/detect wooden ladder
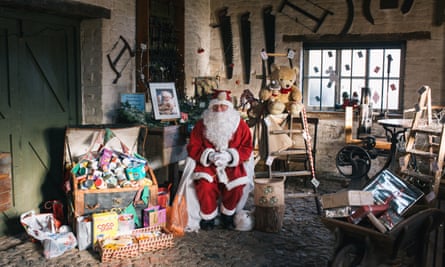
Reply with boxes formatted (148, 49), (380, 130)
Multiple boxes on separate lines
(264, 107), (321, 213)
(399, 85), (445, 200)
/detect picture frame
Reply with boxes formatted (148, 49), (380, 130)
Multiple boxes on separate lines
(149, 82), (181, 120)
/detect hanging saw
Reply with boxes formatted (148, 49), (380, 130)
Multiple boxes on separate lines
(263, 5), (275, 75)
(240, 12), (251, 84)
(217, 7), (234, 79)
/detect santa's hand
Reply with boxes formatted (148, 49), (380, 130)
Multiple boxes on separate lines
(213, 151), (232, 167)
(214, 159), (227, 168)
(208, 152), (217, 163)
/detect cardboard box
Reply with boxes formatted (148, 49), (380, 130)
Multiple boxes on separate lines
(145, 125), (187, 167)
(321, 190), (374, 209)
(92, 211), (118, 246)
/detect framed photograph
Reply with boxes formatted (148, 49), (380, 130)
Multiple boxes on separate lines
(149, 82), (181, 120)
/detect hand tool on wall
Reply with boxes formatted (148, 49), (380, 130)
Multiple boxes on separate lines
(217, 7), (234, 79)
(342, 0), (354, 34)
(363, 0), (374, 25)
(278, 0), (333, 33)
(107, 36), (135, 84)
(263, 6), (275, 75)
(400, 0), (414, 14)
(240, 12), (251, 84)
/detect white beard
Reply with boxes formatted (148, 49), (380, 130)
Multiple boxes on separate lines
(203, 108), (240, 151)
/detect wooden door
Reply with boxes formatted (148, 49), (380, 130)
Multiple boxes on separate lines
(0, 10), (79, 229)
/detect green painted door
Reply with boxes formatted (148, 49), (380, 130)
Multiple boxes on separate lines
(0, 11), (79, 234)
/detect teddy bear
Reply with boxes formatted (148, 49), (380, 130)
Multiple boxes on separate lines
(259, 64), (304, 117)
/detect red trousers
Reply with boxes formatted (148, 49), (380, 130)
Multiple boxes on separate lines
(195, 178), (244, 219)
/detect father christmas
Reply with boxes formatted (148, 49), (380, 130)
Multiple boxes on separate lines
(186, 89), (253, 230)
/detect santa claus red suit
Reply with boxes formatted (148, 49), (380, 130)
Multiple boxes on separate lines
(187, 90), (253, 230)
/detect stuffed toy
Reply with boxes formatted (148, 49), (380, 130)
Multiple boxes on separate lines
(259, 64), (304, 116)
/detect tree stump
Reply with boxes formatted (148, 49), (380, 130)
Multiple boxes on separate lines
(254, 178), (285, 232)
(254, 205), (285, 232)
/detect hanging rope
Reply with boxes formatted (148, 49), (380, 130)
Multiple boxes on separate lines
(300, 107), (321, 214)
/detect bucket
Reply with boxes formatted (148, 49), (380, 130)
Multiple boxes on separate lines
(254, 177), (285, 232)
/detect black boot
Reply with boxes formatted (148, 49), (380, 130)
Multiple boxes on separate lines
(200, 219), (215, 230)
(221, 214), (235, 230)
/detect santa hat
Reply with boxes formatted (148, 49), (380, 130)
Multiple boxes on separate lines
(209, 89), (233, 108)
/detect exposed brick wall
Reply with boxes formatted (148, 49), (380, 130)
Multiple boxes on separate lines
(78, 0), (136, 124)
(197, 0), (444, 107)
(76, 0), (444, 175)
(194, 0), (444, 174)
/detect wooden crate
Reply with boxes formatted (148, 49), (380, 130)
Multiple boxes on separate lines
(64, 125), (158, 219)
(145, 125), (187, 167)
(72, 173), (158, 217)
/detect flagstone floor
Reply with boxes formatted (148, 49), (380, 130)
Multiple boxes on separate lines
(1, 175), (346, 267)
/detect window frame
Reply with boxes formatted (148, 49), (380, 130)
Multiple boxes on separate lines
(301, 41), (406, 113)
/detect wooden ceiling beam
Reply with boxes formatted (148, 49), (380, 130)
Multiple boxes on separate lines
(283, 31), (431, 43)
(0, 0), (110, 19)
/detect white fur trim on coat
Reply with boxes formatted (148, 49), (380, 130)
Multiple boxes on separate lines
(225, 176), (250, 191)
(200, 148), (215, 167)
(192, 172), (214, 183)
(225, 148), (239, 167)
(220, 204), (236, 216)
(200, 208), (218, 220)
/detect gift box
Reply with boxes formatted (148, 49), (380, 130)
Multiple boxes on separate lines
(143, 206), (166, 227)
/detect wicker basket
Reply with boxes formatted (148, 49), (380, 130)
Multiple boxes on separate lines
(132, 225), (174, 253)
(98, 236), (139, 262)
